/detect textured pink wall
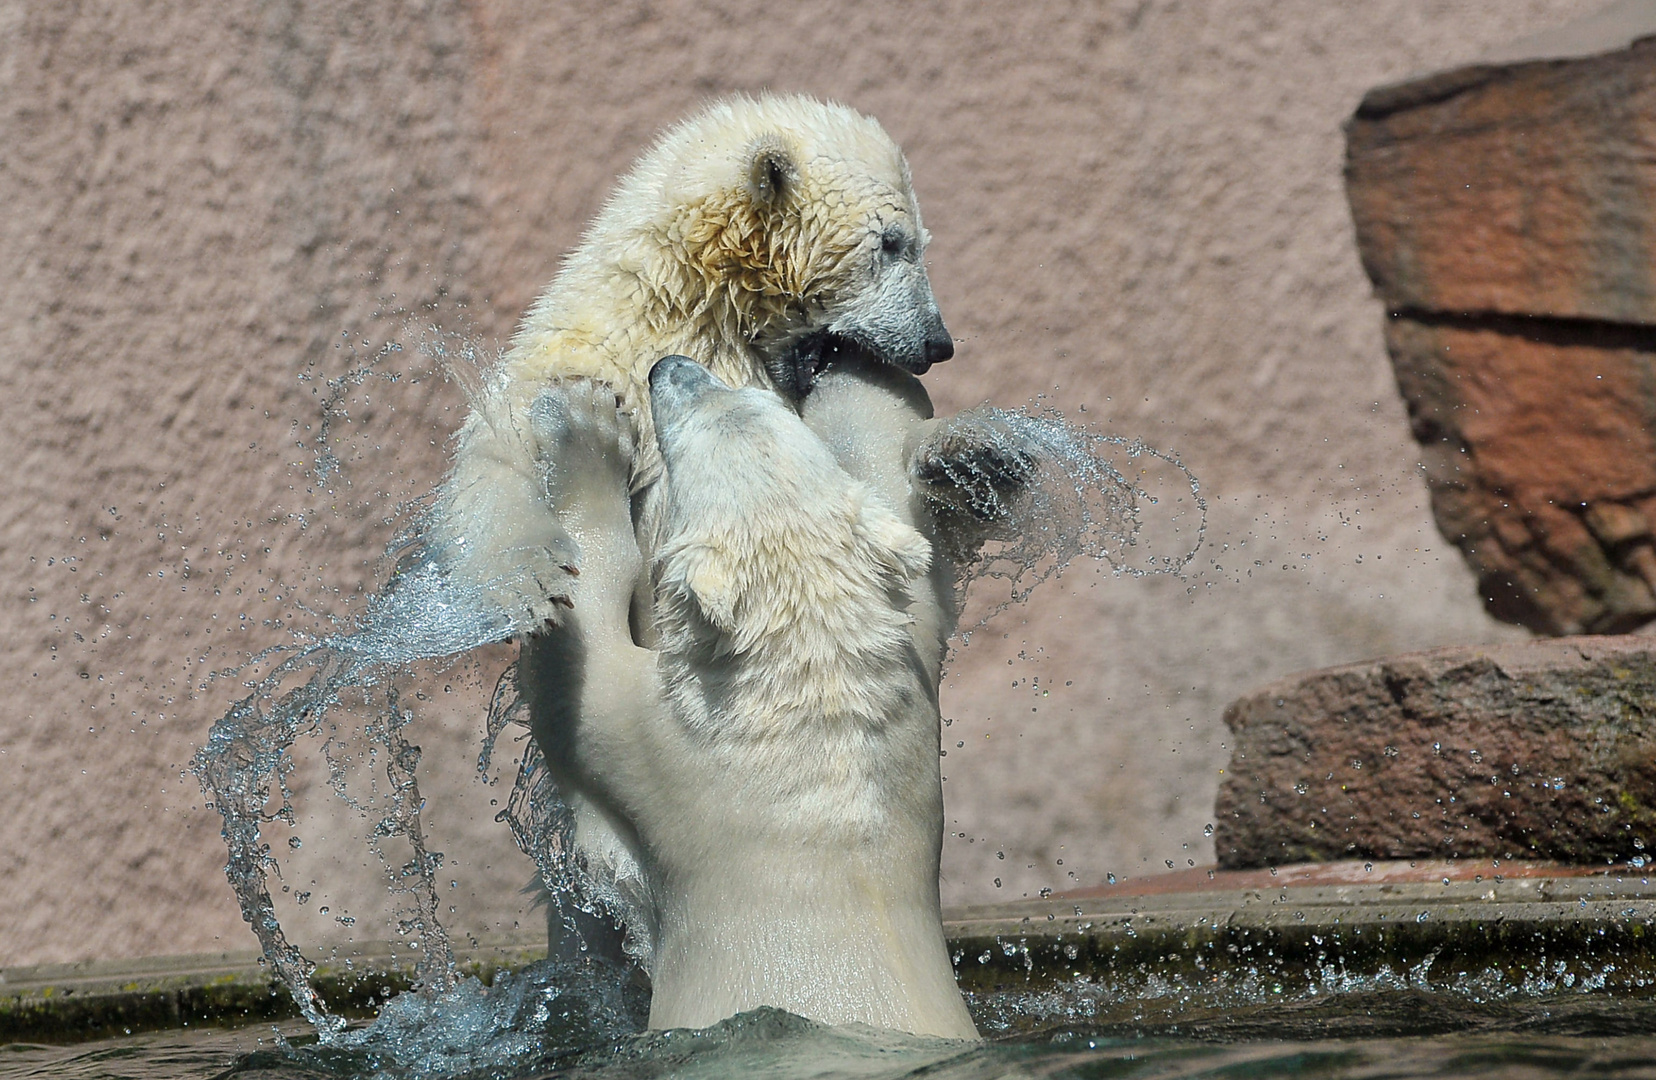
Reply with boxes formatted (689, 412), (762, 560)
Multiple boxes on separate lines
(0, 1), (1597, 966)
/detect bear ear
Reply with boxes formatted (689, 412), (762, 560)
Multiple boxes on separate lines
(744, 134), (798, 208)
(857, 500), (932, 584)
(678, 545), (738, 633)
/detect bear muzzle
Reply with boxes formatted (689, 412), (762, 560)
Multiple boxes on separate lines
(650, 354), (725, 411)
(921, 325), (954, 368)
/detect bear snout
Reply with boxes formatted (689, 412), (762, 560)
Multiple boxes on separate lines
(923, 325), (954, 366)
(649, 354), (722, 403)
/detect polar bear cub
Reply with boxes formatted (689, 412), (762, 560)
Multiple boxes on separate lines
(432, 95), (953, 634)
(517, 357), (978, 1039)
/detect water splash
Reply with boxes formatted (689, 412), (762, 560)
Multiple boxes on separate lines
(925, 403), (1206, 628)
(190, 536), (518, 1036)
(478, 663), (650, 964)
(269, 957), (648, 1080)
(191, 322), (1207, 1062)
(966, 949), (1640, 1040)
(190, 314), (647, 1054)
(191, 314), (541, 1039)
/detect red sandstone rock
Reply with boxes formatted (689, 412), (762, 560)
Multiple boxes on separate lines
(1386, 315), (1656, 634)
(1348, 39), (1656, 324)
(1347, 37), (1656, 634)
(1214, 637), (1656, 869)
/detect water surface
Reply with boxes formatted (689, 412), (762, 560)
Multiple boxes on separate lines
(9, 990), (1656, 1080)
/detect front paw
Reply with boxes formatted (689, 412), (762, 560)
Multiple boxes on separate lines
(913, 420), (1038, 524)
(451, 531), (583, 637)
(531, 378), (636, 510)
(531, 379), (641, 581)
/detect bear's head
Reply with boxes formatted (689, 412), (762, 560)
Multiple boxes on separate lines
(606, 95), (953, 400)
(647, 355), (930, 686)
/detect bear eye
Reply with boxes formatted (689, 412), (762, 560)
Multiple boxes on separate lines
(880, 227), (907, 257)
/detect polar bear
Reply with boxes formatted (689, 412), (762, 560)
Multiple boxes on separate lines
(798, 353), (1033, 683)
(516, 358), (979, 1039)
(432, 94), (954, 632)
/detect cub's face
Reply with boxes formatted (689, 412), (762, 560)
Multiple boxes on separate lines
(651, 96), (953, 400)
(775, 160), (960, 395)
(647, 355), (930, 648)
(758, 145), (953, 400)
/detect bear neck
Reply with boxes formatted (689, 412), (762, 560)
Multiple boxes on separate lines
(644, 861), (975, 1038)
(666, 564), (928, 743)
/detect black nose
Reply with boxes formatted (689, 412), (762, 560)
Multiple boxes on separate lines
(924, 328), (954, 365)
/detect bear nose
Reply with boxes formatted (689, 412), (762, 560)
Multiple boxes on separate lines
(924, 327), (954, 365)
(649, 354), (713, 396)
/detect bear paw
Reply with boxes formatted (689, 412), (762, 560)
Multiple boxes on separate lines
(526, 379), (642, 631)
(912, 420), (1037, 526)
(512, 533), (585, 632)
(531, 379), (637, 522)
(437, 524), (581, 637)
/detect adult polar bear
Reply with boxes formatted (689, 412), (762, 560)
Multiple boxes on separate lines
(517, 359), (979, 1038)
(433, 94), (954, 630)
(434, 95), (1014, 1037)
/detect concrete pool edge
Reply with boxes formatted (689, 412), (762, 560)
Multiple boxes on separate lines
(7, 862), (1655, 1043)
(0, 937), (548, 1044)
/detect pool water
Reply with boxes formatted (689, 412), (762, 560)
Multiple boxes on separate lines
(7, 990), (1656, 1080)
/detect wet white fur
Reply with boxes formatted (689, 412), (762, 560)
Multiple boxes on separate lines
(518, 368), (978, 1040)
(431, 95), (946, 631)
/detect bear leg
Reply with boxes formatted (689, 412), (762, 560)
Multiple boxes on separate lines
(516, 380), (662, 960)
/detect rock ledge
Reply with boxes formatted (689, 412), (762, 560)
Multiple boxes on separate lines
(1215, 636), (1656, 868)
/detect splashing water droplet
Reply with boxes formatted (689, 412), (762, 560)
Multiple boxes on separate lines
(934, 405), (1207, 630)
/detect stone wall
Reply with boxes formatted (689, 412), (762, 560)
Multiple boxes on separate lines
(0, 0), (1597, 966)
(1348, 20), (1656, 636)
